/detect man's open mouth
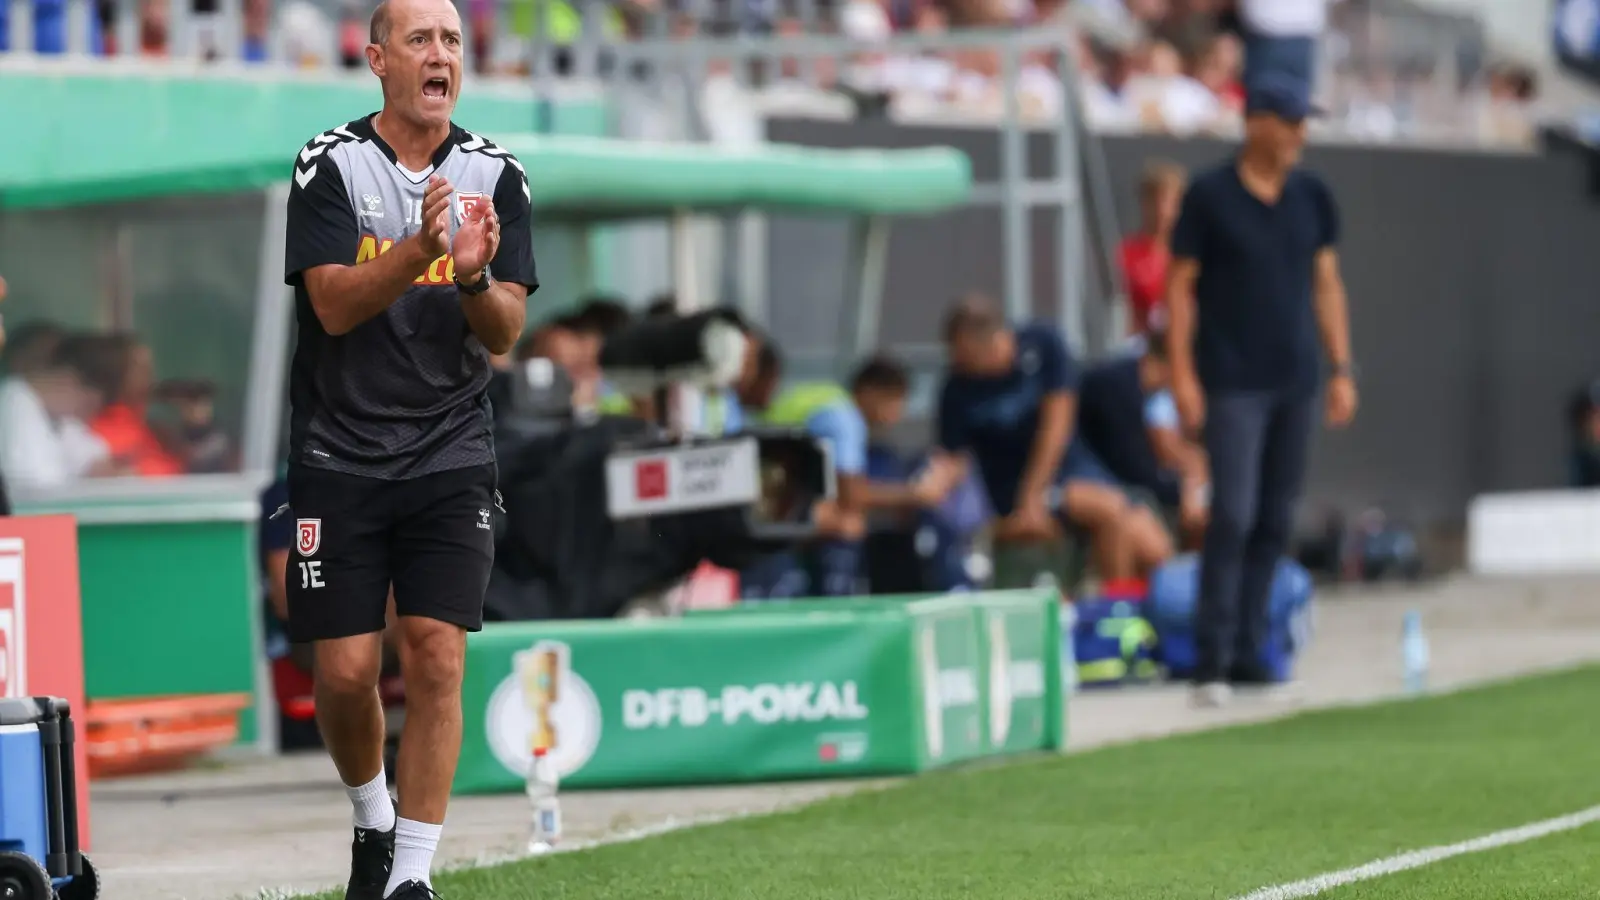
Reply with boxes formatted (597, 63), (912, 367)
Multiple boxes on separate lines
(423, 78), (449, 99)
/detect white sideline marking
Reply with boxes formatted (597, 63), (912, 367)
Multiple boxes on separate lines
(1232, 804), (1600, 900)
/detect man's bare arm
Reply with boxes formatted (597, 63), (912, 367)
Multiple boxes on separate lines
(858, 452), (968, 512)
(1019, 391), (1073, 506)
(1148, 425), (1190, 473)
(861, 481), (922, 511)
(301, 177), (452, 335)
(302, 241), (431, 335)
(1147, 426), (1206, 480)
(1313, 248), (1351, 368)
(462, 282), (527, 356)
(837, 473), (869, 513)
(1165, 257), (1200, 378)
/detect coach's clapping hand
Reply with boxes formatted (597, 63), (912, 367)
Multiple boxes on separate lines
(452, 192), (500, 283)
(419, 175), (454, 259)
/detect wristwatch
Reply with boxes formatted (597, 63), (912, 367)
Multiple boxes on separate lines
(1330, 360), (1359, 380)
(455, 269), (491, 296)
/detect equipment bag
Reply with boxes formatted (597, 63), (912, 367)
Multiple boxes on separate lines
(1145, 553), (1315, 681)
(1070, 580), (1161, 688)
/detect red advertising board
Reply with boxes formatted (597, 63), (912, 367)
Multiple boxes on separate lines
(0, 516), (88, 848)
(635, 458), (669, 501)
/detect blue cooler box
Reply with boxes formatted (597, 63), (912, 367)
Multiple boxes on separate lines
(0, 697), (95, 900)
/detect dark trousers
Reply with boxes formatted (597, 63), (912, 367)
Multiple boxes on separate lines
(1195, 390), (1315, 682)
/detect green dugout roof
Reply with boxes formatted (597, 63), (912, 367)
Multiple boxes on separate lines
(0, 131), (971, 218)
(495, 134), (970, 218)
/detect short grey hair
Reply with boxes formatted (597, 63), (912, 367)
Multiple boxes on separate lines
(369, 1), (391, 45)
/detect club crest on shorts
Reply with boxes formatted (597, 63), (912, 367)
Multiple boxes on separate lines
(297, 519), (322, 557)
(456, 191), (489, 224)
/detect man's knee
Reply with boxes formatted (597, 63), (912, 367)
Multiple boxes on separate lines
(313, 634), (385, 698)
(1129, 506), (1174, 562)
(1063, 482), (1129, 530)
(398, 618), (467, 698)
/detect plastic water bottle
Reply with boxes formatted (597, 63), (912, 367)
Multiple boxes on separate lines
(525, 747), (561, 854)
(1401, 608), (1429, 695)
(1060, 602), (1078, 697)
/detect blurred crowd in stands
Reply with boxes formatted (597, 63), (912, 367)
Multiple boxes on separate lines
(0, 0), (1541, 148)
(0, 320), (237, 492)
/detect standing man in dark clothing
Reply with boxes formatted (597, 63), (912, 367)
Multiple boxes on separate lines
(282, 0), (536, 895)
(1166, 74), (1356, 707)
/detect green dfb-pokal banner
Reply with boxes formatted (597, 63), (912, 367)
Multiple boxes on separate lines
(456, 590), (1065, 793)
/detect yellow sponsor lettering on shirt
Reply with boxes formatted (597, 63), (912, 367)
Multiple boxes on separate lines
(355, 235), (455, 285)
(355, 235), (394, 264)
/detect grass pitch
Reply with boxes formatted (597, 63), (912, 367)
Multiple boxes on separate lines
(306, 666), (1600, 900)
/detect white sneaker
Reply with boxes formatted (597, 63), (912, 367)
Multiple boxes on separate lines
(1238, 679), (1304, 704)
(1191, 682), (1232, 708)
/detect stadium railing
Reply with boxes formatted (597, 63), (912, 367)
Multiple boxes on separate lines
(0, 0), (1520, 147)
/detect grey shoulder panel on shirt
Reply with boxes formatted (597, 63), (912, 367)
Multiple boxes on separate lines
(291, 121), (365, 193)
(455, 130), (529, 202)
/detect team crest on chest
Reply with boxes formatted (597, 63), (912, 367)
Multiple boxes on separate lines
(297, 519), (322, 557)
(455, 191), (489, 224)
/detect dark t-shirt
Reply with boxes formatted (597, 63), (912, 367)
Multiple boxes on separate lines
(937, 322), (1083, 515)
(284, 115), (539, 480)
(1170, 161), (1339, 395)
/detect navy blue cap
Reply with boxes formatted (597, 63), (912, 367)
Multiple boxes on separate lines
(1244, 75), (1323, 122)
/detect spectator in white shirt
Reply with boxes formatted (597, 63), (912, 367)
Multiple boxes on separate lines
(1129, 40), (1222, 136)
(883, 4), (956, 105)
(0, 325), (115, 491)
(1078, 36), (1139, 130)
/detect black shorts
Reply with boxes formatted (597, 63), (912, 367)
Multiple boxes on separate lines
(284, 463), (498, 642)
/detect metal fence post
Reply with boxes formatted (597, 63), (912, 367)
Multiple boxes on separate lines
(998, 35), (1030, 324)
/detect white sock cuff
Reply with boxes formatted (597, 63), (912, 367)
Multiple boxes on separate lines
(386, 817), (444, 896)
(345, 771), (394, 831)
(345, 770), (388, 796)
(395, 817), (444, 842)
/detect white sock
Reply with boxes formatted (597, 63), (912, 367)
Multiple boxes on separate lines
(344, 771), (396, 832)
(384, 817), (442, 897)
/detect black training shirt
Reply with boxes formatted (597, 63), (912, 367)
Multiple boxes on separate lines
(284, 115), (539, 480)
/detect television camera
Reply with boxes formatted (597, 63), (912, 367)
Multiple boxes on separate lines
(484, 309), (834, 620)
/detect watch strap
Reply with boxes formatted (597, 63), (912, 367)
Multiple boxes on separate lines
(455, 269), (491, 295)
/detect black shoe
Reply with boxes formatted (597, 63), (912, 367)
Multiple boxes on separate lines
(385, 880), (443, 900)
(1228, 662), (1279, 686)
(344, 805), (397, 900)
